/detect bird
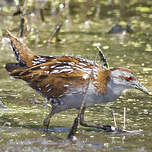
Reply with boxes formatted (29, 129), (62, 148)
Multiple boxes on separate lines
(5, 31), (149, 133)
(108, 24), (133, 34)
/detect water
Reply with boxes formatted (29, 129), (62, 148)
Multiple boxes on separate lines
(0, 0), (152, 151)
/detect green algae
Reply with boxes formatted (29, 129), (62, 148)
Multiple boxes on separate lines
(0, 0), (152, 151)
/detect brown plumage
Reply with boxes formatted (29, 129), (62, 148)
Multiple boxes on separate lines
(6, 31), (149, 135)
(6, 31), (110, 100)
(7, 31), (36, 67)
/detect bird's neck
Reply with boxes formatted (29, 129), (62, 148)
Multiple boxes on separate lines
(92, 66), (110, 94)
(93, 67), (125, 102)
(106, 79), (124, 101)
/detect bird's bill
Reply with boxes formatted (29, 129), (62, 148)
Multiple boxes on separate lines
(135, 82), (149, 95)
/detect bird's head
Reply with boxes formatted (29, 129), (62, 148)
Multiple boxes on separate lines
(110, 67), (149, 95)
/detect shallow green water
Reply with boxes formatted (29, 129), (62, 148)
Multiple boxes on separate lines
(0, 0), (152, 151)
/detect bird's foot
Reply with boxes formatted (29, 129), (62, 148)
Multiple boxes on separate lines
(102, 125), (143, 134)
(103, 125), (125, 133)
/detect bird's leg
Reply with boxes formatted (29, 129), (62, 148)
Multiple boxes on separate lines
(43, 99), (58, 131)
(79, 107), (120, 132)
(67, 116), (79, 140)
(43, 110), (53, 132)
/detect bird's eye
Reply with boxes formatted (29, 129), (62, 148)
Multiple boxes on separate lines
(125, 76), (132, 81)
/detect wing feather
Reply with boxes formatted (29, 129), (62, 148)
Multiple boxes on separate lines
(16, 56), (92, 99)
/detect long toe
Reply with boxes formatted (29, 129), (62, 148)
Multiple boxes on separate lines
(102, 125), (114, 132)
(103, 125), (128, 133)
(103, 125), (120, 132)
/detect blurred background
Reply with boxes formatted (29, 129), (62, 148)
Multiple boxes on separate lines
(0, 0), (152, 152)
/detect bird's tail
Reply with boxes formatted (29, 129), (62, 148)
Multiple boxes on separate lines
(7, 30), (36, 67)
(5, 63), (26, 78)
(5, 31), (36, 77)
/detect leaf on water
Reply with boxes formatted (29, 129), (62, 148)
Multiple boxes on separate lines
(143, 68), (152, 72)
(102, 46), (109, 50)
(119, 21), (127, 26)
(145, 44), (152, 52)
(136, 6), (151, 13)
(131, 19), (138, 24)
(129, 42), (141, 47)
(14, 0), (19, 5)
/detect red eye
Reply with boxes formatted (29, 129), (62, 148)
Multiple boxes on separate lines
(126, 76), (132, 81)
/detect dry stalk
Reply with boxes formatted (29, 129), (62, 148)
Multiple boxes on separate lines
(67, 51), (98, 140)
(96, 46), (109, 70)
(78, 53), (98, 117)
(48, 22), (63, 43)
(18, 17), (25, 37)
(123, 107), (126, 130)
(112, 109), (117, 128)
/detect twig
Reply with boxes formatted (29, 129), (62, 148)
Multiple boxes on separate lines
(78, 53), (98, 117)
(112, 110), (117, 128)
(13, 5), (22, 16)
(67, 53), (98, 140)
(18, 17), (25, 37)
(96, 46), (109, 70)
(123, 107), (126, 130)
(14, 0), (27, 37)
(39, 8), (45, 22)
(48, 22), (63, 43)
